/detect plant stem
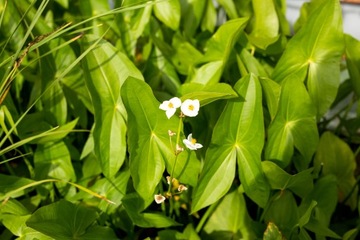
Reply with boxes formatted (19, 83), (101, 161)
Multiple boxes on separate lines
(168, 116), (183, 194)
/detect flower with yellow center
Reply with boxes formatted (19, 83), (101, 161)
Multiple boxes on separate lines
(159, 97), (181, 119)
(183, 133), (203, 150)
(181, 99), (200, 117)
(154, 194), (166, 204)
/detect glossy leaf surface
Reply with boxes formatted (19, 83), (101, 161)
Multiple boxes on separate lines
(192, 74), (270, 212)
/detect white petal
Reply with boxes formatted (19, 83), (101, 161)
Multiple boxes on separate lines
(183, 139), (197, 150)
(159, 101), (170, 111)
(194, 143), (203, 149)
(154, 194), (166, 204)
(181, 99), (200, 117)
(170, 97), (182, 108)
(187, 133), (193, 141)
(166, 108), (176, 119)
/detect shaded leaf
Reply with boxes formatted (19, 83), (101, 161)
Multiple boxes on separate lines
(26, 200), (117, 240)
(204, 189), (256, 239)
(314, 131), (358, 210)
(345, 34), (360, 97)
(265, 76), (318, 169)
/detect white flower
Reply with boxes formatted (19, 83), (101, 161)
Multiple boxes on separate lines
(183, 133), (203, 150)
(178, 185), (188, 192)
(159, 97), (181, 119)
(154, 194), (166, 204)
(181, 99), (200, 117)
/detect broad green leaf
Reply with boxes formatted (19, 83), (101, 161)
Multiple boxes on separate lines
(26, 200), (117, 240)
(121, 78), (178, 200)
(204, 189), (256, 239)
(181, 0), (206, 37)
(200, 0), (216, 33)
(248, 0), (279, 49)
(262, 161), (313, 198)
(192, 74), (270, 212)
(217, 0), (239, 19)
(265, 76), (318, 169)
(39, 46), (67, 126)
(263, 222), (283, 240)
(188, 18), (248, 85)
(145, 47), (181, 95)
(236, 48), (269, 77)
(0, 174), (34, 200)
(263, 191), (299, 238)
(271, 0), (344, 118)
(314, 131), (358, 210)
(179, 82), (239, 106)
(153, 0), (180, 30)
(259, 77), (280, 120)
(82, 35), (143, 178)
(299, 175), (338, 227)
(34, 141), (76, 183)
(31, 118), (78, 144)
(122, 192), (180, 228)
(345, 34), (360, 97)
(298, 201), (317, 228)
(116, 0), (152, 57)
(305, 218), (341, 239)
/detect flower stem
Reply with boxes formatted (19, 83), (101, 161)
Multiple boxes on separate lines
(168, 115), (184, 194)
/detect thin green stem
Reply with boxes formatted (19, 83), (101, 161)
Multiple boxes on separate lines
(167, 116), (184, 194)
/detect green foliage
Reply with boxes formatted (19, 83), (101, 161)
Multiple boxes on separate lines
(0, 0), (359, 239)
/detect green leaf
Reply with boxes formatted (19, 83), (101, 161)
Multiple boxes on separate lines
(181, 0), (206, 37)
(34, 141), (76, 189)
(188, 18), (248, 85)
(259, 77), (280, 121)
(82, 35), (143, 178)
(263, 191), (299, 237)
(305, 218), (341, 239)
(262, 161), (314, 198)
(179, 82), (239, 106)
(314, 131), (358, 210)
(121, 78), (177, 200)
(263, 222), (283, 240)
(204, 189), (256, 239)
(247, 0), (279, 49)
(192, 74), (270, 212)
(122, 192), (180, 228)
(345, 34), (360, 97)
(265, 76), (318, 169)
(0, 174), (34, 200)
(299, 175), (337, 229)
(26, 200), (117, 240)
(271, 0), (344, 118)
(153, 0), (180, 30)
(298, 201), (317, 228)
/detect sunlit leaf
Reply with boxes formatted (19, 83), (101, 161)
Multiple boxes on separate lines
(188, 18), (248, 85)
(82, 35), (143, 178)
(192, 74), (270, 212)
(121, 77), (178, 200)
(271, 0), (343, 118)
(247, 0), (279, 49)
(153, 0), (180, 30)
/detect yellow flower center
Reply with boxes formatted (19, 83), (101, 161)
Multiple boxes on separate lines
(191, 138), (197, 144)
(168, 102), (174, 108)
(188, 104), (194, 111)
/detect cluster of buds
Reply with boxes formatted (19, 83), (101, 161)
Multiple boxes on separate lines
(155, 97), (202, 204)
(154, 176), (189, 204)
